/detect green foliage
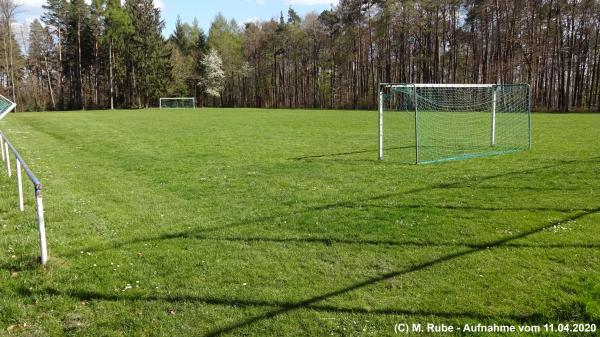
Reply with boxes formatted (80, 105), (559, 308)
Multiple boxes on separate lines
(0, 110), (599, 335)
(167, 42), (194, 97)
(170, 16), (204, 56)
(207, 14), (244, 73)
(105, 0), (132, 44)
(287, 7), (301, 25)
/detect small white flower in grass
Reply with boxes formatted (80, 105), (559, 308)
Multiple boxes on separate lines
(243, 283), (247, 286)
(122, 284), (132, 291)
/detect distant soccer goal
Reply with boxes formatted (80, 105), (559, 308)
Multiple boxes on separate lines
(159, 97), (196, 109)
(378, 84), (531, 164)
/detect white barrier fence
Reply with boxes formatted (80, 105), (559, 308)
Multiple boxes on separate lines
(0, 131), (48, 265)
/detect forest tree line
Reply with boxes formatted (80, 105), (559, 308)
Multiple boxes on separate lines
(4, 0), (600, 112)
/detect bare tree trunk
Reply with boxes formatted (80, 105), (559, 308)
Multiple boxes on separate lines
(0, 0), (18, 104)
(77, 11), (85, 110)
(44, 55), (56, 109)
(7, 19), (15, 102)
(109, 40), (114, 110)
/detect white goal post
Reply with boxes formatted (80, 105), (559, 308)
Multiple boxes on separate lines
(159, 97), (196, 109)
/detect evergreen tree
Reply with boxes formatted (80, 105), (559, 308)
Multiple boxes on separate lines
(125, 0), (172, 108)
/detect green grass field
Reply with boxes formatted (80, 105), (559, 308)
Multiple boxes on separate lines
(1, 108), (599, 336)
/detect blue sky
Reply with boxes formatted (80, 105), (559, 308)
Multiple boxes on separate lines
(18, 0), (338, 39)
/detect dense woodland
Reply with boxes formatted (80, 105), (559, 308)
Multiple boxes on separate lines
(3, 0), (600, 112)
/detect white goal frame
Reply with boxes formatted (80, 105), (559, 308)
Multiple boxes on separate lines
(159, 97), (196, 109)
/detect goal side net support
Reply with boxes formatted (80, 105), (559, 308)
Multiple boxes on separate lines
(0, 94), (17, 120)
(378, 83), (531, 164)
(159, 97), (196, 109)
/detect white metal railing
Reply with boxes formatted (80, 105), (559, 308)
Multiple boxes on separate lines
(0, 131), (48, 265)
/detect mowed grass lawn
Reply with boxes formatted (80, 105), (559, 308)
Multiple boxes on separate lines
(0, 108), (599, 336)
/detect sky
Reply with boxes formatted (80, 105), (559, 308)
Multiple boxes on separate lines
(17, 0), (339, 43)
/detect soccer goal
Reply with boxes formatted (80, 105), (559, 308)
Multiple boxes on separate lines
(378, 84), (531, 164)
(159, 97), (196, 109)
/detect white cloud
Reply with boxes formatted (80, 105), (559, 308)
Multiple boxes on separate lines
(244, 17), (260, 24)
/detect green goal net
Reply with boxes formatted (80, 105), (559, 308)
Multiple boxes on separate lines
(378, 84), (531, 164)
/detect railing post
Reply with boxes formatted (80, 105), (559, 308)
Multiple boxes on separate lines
(378, 85), (384, 161)
(1, 135), (4, 162)
(35, 186), (48, 265)
(4, 142), (11, 177)
(16, 160), (24, 211)
(491, 86), (497, 146)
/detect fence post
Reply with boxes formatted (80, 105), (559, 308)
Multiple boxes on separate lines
(378, 87), (384, 161)
(1, 136), (4, 162)
(35, 186), (48, 265)
(4, 142), (11, 177)
(16, 160), (23, 211)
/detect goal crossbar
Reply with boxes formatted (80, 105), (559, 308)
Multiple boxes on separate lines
(384, 83), (495, 88)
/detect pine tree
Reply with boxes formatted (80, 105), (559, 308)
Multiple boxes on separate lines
(105, 0), (132, 109)
(125, 0), (172, 108)
(28, 19), (56, 109)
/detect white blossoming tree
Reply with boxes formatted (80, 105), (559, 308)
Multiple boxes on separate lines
(201, 49), (225, 98)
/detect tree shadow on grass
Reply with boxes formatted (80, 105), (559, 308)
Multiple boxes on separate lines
(28, 157), (600, 335)
(0, 256), (40, 272)
(289, 146), (413, 161)
(20, 207), (599, 336)
(197, 207), (600, 337)
(17, 286), (546, 323)
(179, 235), (600, 250)
(64, 156), (600, 258)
